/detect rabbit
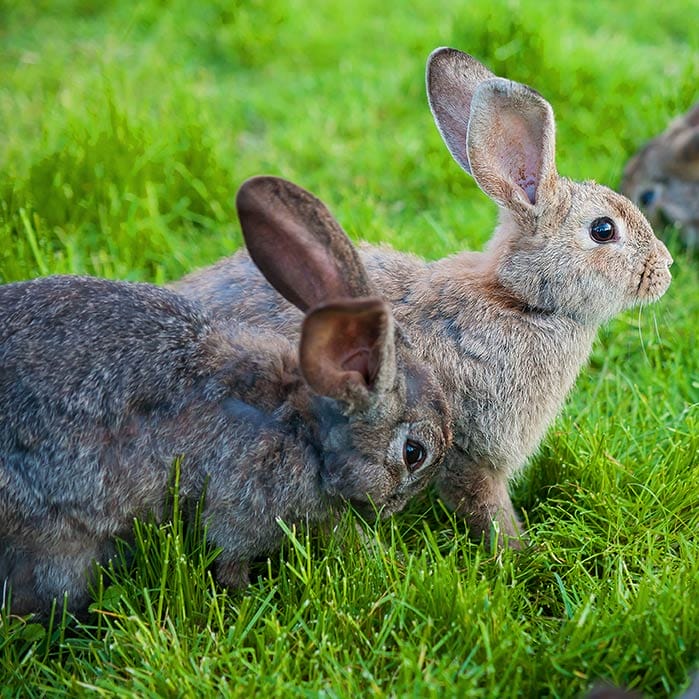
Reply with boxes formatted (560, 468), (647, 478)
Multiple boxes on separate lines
(0, 178), (452, 617)
(172, 48), (673, 547)
(586, 672), (699, 699)
(621, 101), (699, 248)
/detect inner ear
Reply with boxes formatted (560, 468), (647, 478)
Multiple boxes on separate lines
(340, 347), (374, 379)
(299, 298), (396, 406)
(491, 111), (545, 203)
(467, 78), (558, 210)
(236, 176), (374, 312)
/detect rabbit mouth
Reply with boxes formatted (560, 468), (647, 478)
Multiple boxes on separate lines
(635, 260), (672, 302)
(349, 498), (383, 521)
(350, 494), (406, 521)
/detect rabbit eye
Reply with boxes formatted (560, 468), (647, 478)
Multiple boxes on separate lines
(639, 189), (656, 207)
(589, 217), (617, 244)
(403, 439), (427, 471)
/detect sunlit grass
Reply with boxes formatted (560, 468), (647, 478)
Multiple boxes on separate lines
(1, 0), (698, 696)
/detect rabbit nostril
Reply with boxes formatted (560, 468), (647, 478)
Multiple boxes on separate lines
(639, 189), (656, 207)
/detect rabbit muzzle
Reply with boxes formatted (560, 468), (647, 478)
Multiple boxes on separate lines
(348, 491), (410, 522)
(635, 239), (673, 303)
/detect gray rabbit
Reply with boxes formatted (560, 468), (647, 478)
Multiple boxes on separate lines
(174, 49), (673, 546)
(587, 672), (699, 699)
(621, 101), (699, 247)
(0, 178), (451, 617)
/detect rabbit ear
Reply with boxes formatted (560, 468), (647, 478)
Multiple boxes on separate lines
(675, 127), (699, 167)
(427, 47), (496, 174)
(236, 176), (373, 312)
(682, 101), (699, 128)
(299, 298), (396, 408)
(466, 78), (558, 211)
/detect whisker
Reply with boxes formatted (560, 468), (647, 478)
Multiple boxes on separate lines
(636, 306), (651, 365)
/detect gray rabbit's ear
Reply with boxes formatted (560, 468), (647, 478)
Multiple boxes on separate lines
(426, 47), (496, 174)
(299, 298), (396, 408)
(236, 176), (373, 312)
(466, 78), (558, 212)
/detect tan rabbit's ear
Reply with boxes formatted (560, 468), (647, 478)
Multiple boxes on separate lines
(467, 78), (558, 212)
(299, 298), (396, 407)
(236, 176), (373, 312)
(426, 47), (496, 174)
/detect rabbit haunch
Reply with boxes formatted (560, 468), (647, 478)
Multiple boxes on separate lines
(0, 177), (451, 616)
(174, 48), (672, 545)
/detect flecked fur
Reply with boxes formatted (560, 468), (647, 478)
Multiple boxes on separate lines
(174, 49), (672, 545)
(0, 180), (451, 616)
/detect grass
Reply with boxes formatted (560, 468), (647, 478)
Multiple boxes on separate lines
(1, 0), (698, 696)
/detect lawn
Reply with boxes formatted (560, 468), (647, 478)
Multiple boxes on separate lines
(1, 0), (698, 696)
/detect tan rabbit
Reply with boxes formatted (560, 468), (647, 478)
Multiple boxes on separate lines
(621, 101), (699, 247)
(174, 49), (672, 546)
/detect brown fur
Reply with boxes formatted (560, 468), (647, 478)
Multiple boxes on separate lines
(587, 672), (699, 699)
(0, 181), (452, 617)
(174, 49), (672, 544)
(621, 101), (699, 247)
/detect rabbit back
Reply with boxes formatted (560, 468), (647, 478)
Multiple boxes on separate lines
(0, 276), (231, 613)
(0, 275), (216, 445)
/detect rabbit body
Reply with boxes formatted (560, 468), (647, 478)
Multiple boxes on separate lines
(1, 179), (451, 616)
(174, 50), (673, 543)
(621, 101), (699, 247)
(0, 277), (329, 614)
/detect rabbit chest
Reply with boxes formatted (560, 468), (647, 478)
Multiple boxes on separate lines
(363, 250), (599, 474)
(413, 307), (597, 474)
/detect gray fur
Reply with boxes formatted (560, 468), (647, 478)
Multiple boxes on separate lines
(173, 49), (672, 545)
(621, 101), (699, 248)
(587, 672), (699, 699)
(0, 185), (451, 617)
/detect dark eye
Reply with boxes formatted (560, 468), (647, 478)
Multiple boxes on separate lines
(589, 217), (617, 244)
(403, 439), (427, 471)
(639, 189), (656, 207)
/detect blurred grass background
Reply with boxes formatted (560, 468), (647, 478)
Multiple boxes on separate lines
(1, 0), (698, 696)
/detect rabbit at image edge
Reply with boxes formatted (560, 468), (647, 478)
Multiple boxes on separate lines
(586, 671), (699, 699)
(173, 48), (673, 546)
(621, 101), (699, 248)
(0, 177), (451, 617)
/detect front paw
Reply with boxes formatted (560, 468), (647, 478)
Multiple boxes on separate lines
(437, 469), (526, 550)
(214, 558), (250, 589)
(487, 512), (527, 551)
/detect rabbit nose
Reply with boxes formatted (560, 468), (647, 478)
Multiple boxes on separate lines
(656, 240), (673, 267)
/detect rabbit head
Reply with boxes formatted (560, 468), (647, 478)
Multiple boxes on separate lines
(236, 176), (452, 518)
(621, 101), (699, 247)
(427, 48), (673, 326)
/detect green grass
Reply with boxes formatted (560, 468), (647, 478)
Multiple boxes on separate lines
(1, 0), (698, 696)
